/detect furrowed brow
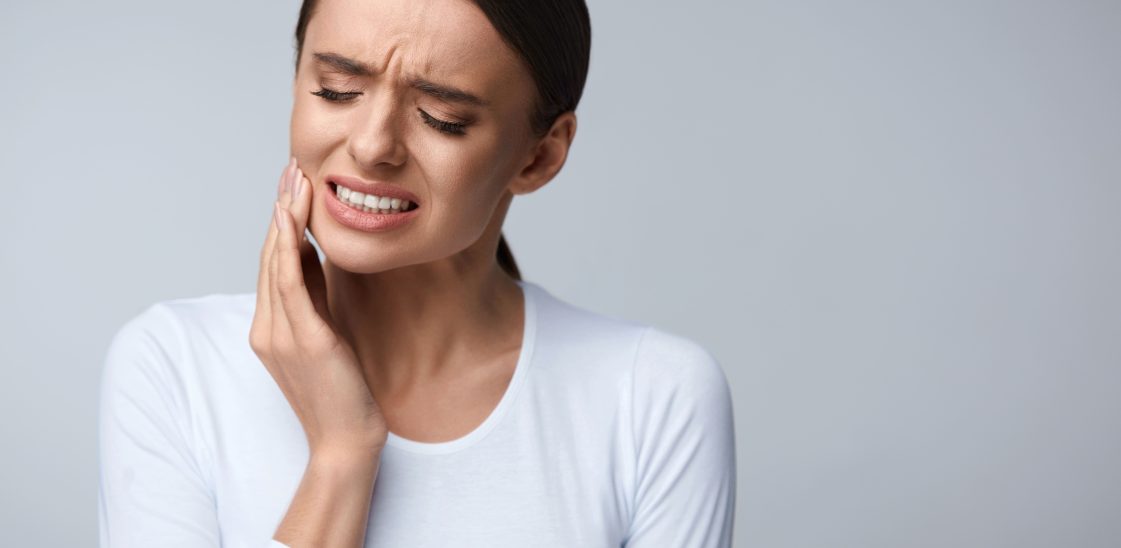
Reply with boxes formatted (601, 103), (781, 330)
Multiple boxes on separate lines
(405, 76), (490, 107)
(311, 51), (489, 107)
(312, 51), (375, 76)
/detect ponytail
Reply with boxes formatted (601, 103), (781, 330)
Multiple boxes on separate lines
(496, 232), (521, 281)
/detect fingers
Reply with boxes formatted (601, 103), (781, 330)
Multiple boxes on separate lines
(274, 197), (329, 343)
(284, 168), (312, 240)
(256, 158), (298, 336)
(283, 170), (332, 325)
(262, 158), (298, 269)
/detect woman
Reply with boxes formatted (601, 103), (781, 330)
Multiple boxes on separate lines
(98, 0), (736, 546)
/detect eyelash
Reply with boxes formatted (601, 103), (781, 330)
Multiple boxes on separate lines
(310, 86), (469, 136)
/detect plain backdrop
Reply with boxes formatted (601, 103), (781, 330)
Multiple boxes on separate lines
(1, 1), (1118, 547)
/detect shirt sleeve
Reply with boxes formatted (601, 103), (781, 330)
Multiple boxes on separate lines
(623, 326), (738, 548)
(98, 303), (229, 547)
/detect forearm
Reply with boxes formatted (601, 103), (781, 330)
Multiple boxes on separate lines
(273, 448), (381, 548)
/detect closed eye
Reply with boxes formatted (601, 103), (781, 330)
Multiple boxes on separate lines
(309, 87), (470, 137)
(310, 86), (359, 103)
(418, 109), (469, 136)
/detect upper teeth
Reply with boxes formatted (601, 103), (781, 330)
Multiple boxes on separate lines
(336, 185), (412, 211)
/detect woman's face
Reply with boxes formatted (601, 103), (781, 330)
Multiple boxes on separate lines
(291, 0), (539, 272)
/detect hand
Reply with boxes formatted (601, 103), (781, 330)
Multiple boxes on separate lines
(249, 157), (388, 457)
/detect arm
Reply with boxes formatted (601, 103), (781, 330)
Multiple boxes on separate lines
(263, 161), (389, 547)
(99, 305), (378, 548)
(98, 305), (222, 547)
(623, 327), (738, 548)
(271, 448), (381, 548)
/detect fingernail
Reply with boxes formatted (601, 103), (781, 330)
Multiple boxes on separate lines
(274, 201), (285, 229)
(277, 164), (288, 196)
(294, 174), (304, 199)
(288, 158), (299, 192)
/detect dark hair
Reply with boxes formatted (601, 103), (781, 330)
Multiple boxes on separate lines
(293, 0), (592, 282)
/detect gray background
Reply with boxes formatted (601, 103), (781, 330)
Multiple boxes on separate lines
(1, 0), (1118, 546)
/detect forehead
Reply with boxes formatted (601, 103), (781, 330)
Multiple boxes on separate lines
(304, 0), (529, 100)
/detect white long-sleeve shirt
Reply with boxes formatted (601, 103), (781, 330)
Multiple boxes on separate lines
(98, 279), (736, 547)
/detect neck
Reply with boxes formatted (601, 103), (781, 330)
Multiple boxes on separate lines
(322, 240), (524, 398)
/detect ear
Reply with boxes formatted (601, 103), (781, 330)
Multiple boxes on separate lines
(508, 112), (578, 196)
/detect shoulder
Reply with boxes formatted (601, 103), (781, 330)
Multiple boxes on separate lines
(156, 292), (257, 339)
(622, 329), (737, 547)
(523, 281), (650, 373)
(523, 280), (732, 405)
(633, 326), (728, 393)
(102, 293), (254, 382)
(630, 325), (734, 429)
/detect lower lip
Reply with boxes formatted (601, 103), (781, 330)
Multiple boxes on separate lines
(324, 184), (420, 232)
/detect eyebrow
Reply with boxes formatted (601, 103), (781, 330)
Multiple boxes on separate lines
(312, 51), (490, 107)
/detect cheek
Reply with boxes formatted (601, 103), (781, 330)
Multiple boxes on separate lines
(290, 103), (330, 155)
(414, 137), (510, 213)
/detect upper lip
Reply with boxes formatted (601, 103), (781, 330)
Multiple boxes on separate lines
(327, 174), (422, 205)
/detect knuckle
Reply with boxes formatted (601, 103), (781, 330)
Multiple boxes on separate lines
(276, 272), (305, 299)
(249, 338), (273, 361)
(248, 332), (266, 355)
(276, 280), (295, 302)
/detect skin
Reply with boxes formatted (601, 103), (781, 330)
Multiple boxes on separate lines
(292, 0), (575, 438)
(251, 0), (577, 544)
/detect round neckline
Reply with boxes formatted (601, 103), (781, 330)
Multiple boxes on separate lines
(383, 278), (538, 455)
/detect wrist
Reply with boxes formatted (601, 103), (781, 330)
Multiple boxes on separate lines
(309, 443), (383, 471)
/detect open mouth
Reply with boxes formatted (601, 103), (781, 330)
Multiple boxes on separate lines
(328, 182), (420, 214)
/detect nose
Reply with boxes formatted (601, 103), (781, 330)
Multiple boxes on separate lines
(346, 89), (408, 169)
